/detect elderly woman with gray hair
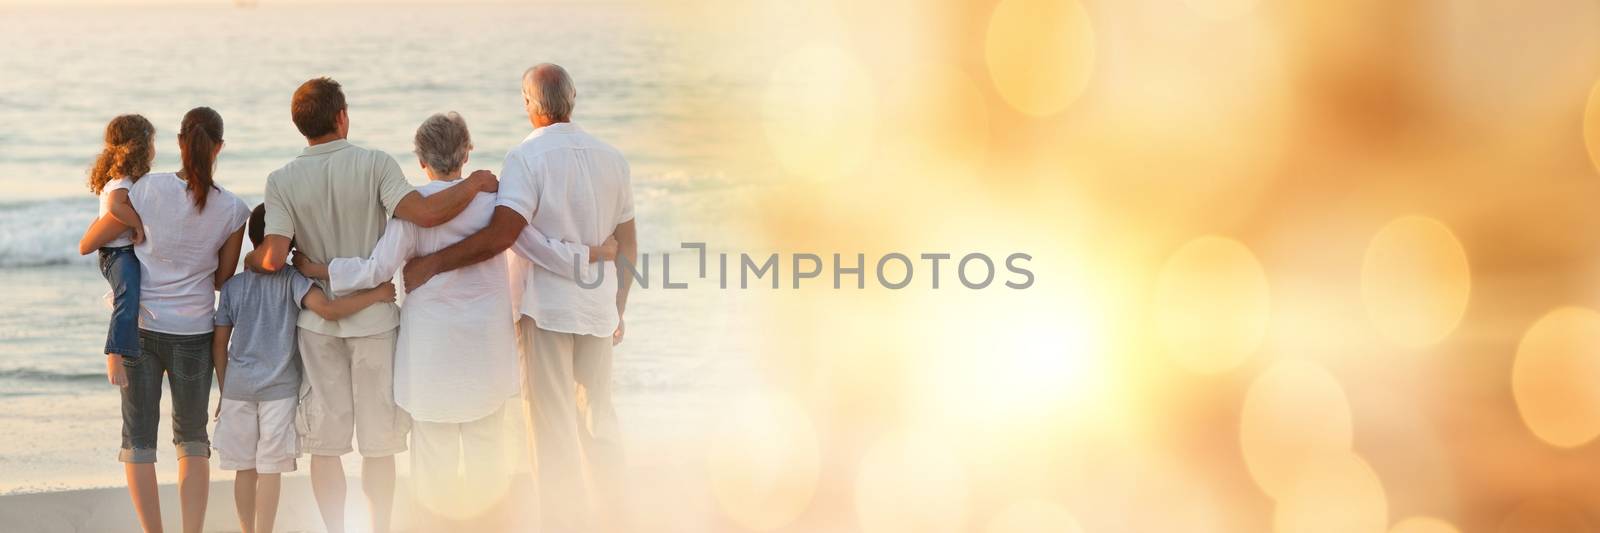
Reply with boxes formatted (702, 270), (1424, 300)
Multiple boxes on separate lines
(293, 111), (615, 525)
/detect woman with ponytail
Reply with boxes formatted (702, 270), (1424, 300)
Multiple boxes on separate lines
(178, 107), (223, 210)
(83, 107), (251, 533)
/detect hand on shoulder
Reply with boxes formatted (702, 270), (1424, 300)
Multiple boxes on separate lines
(467, 169), (499, 194)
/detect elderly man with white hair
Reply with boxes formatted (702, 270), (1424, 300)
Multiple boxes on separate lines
(402, 63), (638, 532)
(294, 110), (616, 527)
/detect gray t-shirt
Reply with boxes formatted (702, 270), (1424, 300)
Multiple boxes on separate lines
(263, 139), (411, 338)
(214, 268), (314, 401)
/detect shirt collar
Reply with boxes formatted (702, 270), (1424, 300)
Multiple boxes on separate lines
(300, 139), (352, 157)
(525, 122), (581, 141)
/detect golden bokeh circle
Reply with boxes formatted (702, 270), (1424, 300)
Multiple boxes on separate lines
(984, 0), (1096, 117)
(1391, 516), (1461, 533)
(1361, 216), (1472, 347)
(1511, 307), (1600, 448)
(1153, 235), (1271, 374)
(986, 499), (1083, 533)
(763, 43), (878, 181)
(1240, 359), (1354, 498)
(1586, 79), (1600, 175)
(854, 432), (968, 533)
(707, 392), (822, 531)
(1273, 452), (1388, 533)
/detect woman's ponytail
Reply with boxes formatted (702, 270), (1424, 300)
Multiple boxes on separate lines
(178, 107), (224, 210)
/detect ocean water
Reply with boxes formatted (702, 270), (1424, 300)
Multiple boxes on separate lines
(0, 3), (767, 493)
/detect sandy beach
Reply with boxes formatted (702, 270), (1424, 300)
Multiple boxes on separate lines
(0, 465), (727, 533)
(0, 477), (357, 533)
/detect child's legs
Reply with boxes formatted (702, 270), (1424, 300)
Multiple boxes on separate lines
(251, 397), (297, 533)
(216, 399), (262, 531)
(98, 246), (141, 358)
(234, 469), (258, 533)
(255, 473), (282, 533)
(230, 470), (282, 533)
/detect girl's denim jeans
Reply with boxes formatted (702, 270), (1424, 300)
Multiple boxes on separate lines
(97, 245), (140, 359)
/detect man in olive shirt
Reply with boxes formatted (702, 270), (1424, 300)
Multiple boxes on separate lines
(242, 77), (495, 533)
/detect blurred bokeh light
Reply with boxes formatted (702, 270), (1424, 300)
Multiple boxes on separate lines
(1360, 216), (1471, 347)
(528, 0), (1600, 530)
(1511, 307), (1600, 448)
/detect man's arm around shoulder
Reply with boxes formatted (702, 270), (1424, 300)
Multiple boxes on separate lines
(402, 206), (526, 292)
(392, 170), (499, 227)
(244, 234), (292, 274)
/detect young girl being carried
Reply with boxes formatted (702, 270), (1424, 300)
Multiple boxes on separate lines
(78, 114), (155, 387)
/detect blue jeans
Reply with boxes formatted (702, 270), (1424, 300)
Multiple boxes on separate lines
(119, 329), (214, 463)
(97, 246), (141, 359)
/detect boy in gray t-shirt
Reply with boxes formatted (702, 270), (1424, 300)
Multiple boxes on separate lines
(211, 204), (395, 533)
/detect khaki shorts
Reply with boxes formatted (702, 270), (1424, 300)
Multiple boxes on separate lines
(297, 327), (410, 457)
(214, 397), (299, 474)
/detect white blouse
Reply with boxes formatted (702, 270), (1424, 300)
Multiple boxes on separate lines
(327, 178), (588, 422)
(129, 173), (250, 335)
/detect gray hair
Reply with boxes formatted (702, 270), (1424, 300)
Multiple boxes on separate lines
(413, 111), (472, 174)
(523, 63), (576, 122)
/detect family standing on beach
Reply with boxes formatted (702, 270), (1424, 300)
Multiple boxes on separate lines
(76, 64), (637, 533)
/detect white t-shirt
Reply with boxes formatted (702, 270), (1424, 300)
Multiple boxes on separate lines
(97, 177), (135, 248)
(495, 122), (634, 337)
(327, 179), (587, 422)
(128, 172), (251, 335)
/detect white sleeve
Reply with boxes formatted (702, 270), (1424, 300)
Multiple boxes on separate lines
(493, 151), (538, 224)
(512, 225), (591, 281)
(327, 218), (415, 296)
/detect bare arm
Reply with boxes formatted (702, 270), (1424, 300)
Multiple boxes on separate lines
(244, 234), (292, 274)
(301, 283), (397, 322)
(402, 206), (527, 292)
(293, 253), (328, 280)
(212, 325), (232, 394)
(614, 219), (637, 316)
(392, 171), (498, 228)
(79, 214), (132, 255)
(105, 190), (144, 240)
(610, 220), (636, 345)
(214, 226), (246, 291)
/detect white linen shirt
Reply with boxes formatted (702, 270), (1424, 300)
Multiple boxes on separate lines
(326, 179), (588, 423)
(495, 123), (634, 337)
(129, 172), (250, 335)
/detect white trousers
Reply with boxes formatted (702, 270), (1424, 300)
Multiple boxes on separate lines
(518, 317), (623, 533)
(409, 405), (511, 520)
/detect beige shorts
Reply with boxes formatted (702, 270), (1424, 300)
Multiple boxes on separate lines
(297, 327), (410, 457)
(214, 397), (299, 474)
